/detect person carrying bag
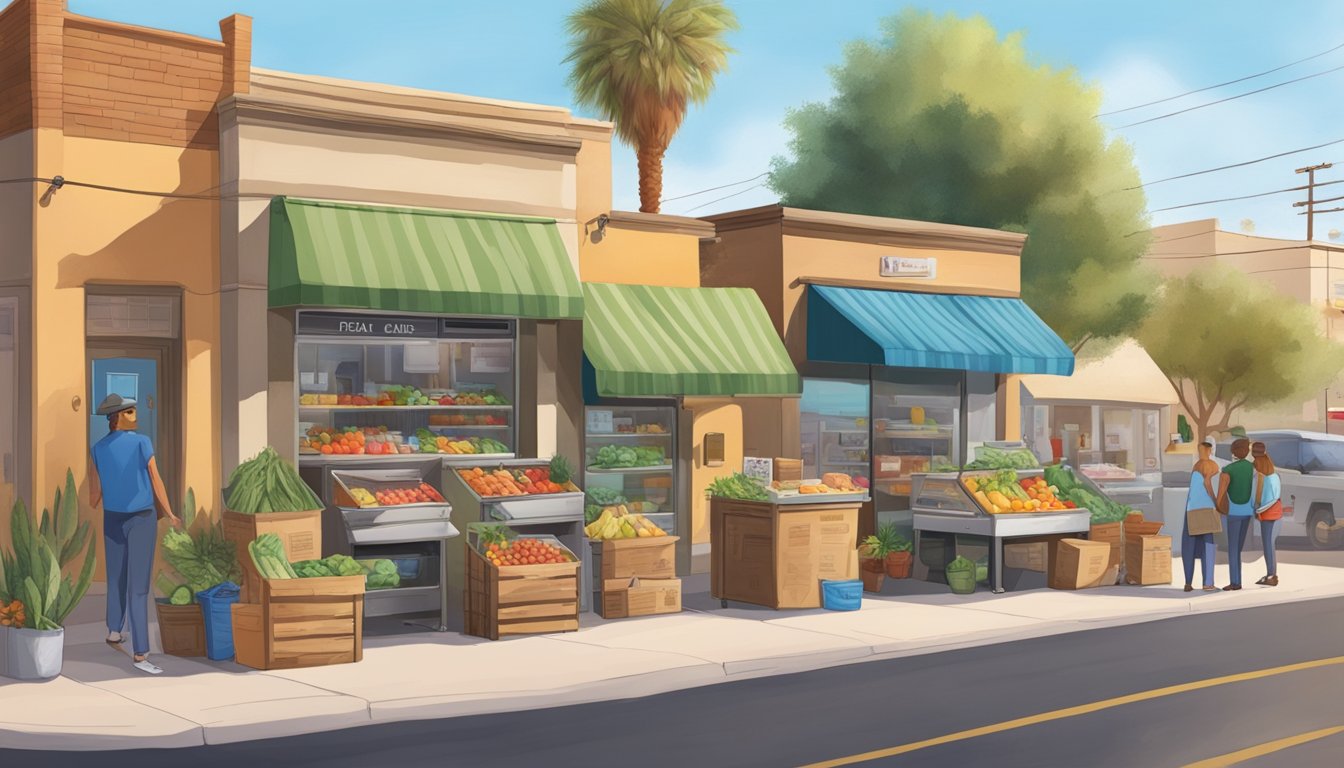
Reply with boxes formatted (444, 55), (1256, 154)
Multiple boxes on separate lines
(1251, 442), (1282, 587)
(1182, 437), (1221, 592)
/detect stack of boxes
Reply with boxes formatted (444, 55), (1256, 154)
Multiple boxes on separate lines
(596, 536), (682, 619)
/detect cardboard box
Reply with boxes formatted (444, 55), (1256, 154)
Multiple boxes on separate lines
(599, 537), (679, 580)
(1099, 542), (1124, 586)
(1049, 538), (1112, 590)
(1125, 535), (1173, 586)
(711, 498), (860, 609)
(600, 577), (682, 619)
(1089, 522), (1122, 545)
(1004, 541), (1049, 573)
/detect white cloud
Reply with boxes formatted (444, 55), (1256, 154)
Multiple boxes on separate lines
(610, 116), (789, 216)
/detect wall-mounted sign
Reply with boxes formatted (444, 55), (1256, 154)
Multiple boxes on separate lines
(298, 311), (439, 338)
(879, 255), (937, 279)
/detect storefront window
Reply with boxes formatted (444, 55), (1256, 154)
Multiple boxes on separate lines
(871, 369), (963, 519)
(295, 313), (516, 461)
(800, 378), (870, 483)
(583, 405), (677, 536)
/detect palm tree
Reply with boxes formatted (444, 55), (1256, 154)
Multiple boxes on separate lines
(565, 0), (738, 214)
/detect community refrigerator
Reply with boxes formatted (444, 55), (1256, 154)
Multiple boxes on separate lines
(582, 404), (679, 565)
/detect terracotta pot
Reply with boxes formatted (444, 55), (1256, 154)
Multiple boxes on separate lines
(860, 559), (885, 592)
(885, 550), (912, 579)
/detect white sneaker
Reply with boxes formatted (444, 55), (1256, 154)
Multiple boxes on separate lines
(133, 657), (163, 675)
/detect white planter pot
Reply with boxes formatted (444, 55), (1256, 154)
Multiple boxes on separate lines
(0, 624), (64, 680)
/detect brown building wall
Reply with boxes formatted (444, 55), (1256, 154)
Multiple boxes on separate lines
(0, 0), (31, 138)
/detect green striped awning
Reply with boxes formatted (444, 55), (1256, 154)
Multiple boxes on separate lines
(583, 282), (801, 398)
(268, 197), (583, 319)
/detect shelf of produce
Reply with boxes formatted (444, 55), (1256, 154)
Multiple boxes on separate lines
(427, 425), (511, 431)
(299, 405), (513, 412)
(585, 432), (673, 439)
(876, 432), (951, 440)
(585, 465), (674, 475)
(821, 461), (869, 467)
(301, 452), (516, 466)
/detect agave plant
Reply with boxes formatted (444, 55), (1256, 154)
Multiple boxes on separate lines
(0, 470), (97, 630)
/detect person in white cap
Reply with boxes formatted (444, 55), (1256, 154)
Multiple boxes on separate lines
(1181, 436), (1220, 592)
(88, 393), (179, 674)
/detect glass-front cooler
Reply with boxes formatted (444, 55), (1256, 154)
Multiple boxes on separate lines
(800, 377), (872, 486)
(582, 405), (677, 537)
(294, 312), (516, 465)
(871, 369), (963, 531)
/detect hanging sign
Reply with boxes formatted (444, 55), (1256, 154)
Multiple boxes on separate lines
(879, 256), (937, 279)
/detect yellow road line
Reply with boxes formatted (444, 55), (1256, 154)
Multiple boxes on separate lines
(1182, 725), (1344, 767)
(799, 655), (1344, 768)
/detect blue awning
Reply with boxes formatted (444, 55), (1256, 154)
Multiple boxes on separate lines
(806, 285), (1074, 376)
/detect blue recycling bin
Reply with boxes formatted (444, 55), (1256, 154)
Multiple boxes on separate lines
(196, 581), (241, 661)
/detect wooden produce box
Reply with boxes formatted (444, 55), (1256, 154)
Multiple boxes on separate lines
(596, 536), (679, 580)
(710, 497), (860, 609)
(773, 459), (803, 483)
(1089, 522), (1123, 545)
(223, 508), (323, 603)
(600, 577), (682, 619)
(465, 542), (580, 641)
(231, 575), (364, 670)
(155, 600), (205, 657)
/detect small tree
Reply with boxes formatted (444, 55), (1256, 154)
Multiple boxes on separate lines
(1138, 266), (1344, 439)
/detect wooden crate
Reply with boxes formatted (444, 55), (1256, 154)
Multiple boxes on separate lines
(155, 600), (205, 657)
(464, 545), (580, 641)
(223, 508), (323, 603)
(597, 536), (678, 580)
(600, 577), (682, 619)
(231, 575), (364, 670)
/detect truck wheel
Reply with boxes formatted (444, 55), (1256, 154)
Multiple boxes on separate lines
(1307, 507), (1341, 550)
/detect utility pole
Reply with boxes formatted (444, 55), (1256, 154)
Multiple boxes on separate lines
(1294, 162), (1336, 241)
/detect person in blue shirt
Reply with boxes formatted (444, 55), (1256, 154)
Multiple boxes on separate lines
(1182, 436), (1220, 592)
(88, 394), (179, 675)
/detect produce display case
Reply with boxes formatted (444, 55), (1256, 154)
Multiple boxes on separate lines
(294, 311), (517, 467)
(443, 459), (592, 622)
(910, 468), (1091, 593)
(583, 405), (677, 536)
(329, 465), (459, 628)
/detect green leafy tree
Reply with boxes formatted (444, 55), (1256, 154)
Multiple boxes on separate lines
(1137, 266), (1344, 440)
(768, 11), (1153, 350)
(565, 0), (738, 213)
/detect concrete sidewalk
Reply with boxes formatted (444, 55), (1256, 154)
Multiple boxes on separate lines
(4, 556), (1343, 750)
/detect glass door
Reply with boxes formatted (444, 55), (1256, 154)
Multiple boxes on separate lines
(871, 368), (964, 529)
(583, 404), (676, 536)
(800, 377), (871, 485)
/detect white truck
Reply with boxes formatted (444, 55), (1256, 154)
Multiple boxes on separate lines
(1214, 430), (1344, 549)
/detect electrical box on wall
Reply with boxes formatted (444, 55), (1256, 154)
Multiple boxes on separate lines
(704, 432), (725, 467)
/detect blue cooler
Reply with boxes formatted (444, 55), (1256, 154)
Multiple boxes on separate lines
(196, 581), (241, 661)
(821, 579), (863, 611)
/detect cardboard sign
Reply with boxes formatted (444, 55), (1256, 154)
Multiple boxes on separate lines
(743, 457), (773, 485)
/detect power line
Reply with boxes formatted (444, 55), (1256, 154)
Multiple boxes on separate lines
(1116, 62), (1344, 129)
(660, 172), (768, 204)
(681, 183), (768, 213)
(1146, 243), (1344, 258)
(0, 175), (262, 200)
(1130, 137), (1344, 189)
(1149, 179), (1344, 213)
(1098, 41), (1344, 117)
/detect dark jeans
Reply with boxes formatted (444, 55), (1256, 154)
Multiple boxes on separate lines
(1261, 518), (1280, 576)
(1226, 515), (1253, 586)
(104, 509), (156, 655)
(1181, 517), (1215, 586)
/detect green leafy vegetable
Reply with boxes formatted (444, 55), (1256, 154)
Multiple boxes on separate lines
(706, 473), (769, 501)
(226, 447), (323, 514)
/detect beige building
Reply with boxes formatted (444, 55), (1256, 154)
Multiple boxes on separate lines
(1146, 219), (1344, 432)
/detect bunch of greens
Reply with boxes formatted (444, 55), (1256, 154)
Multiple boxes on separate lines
(592, 445), (639, 468)
(248, 533), (299, 580)
(1043, 465), (1130, 523)
(158, 489), (240, 604)
(633, 446), (666, 466)
(226, 447), (323, 514)
(416, 428), (441, 454)
(706, 473), (769, 501)
(359, 559), (401, 589)
(291, 554), (365, 578)
(586, 487), (627, 507)
(966, 446), (1040, 470)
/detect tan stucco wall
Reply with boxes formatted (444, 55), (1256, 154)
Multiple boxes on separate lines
(28, 130), (220, 576)
(684, 398), (744, 545)
(700, 223), (786, 330)
(0, 131), (32, 283)
(581, 226), (702, 287)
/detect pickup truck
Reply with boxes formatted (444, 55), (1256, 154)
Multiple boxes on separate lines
(1215, 430), (1344, 549)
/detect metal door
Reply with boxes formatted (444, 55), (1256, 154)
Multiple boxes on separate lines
(89, 357), (158, 450)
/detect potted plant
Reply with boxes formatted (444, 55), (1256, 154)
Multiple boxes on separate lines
(859, 534), (893, 593)
(876, 524), (913, 579)
(155, 488), (241, 657)
(0, 471), (97, 680)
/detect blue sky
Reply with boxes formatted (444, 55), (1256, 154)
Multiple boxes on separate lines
(70, 0), (1344, 240)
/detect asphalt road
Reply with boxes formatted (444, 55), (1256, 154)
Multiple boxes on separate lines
(11, 595), (1344, 768)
